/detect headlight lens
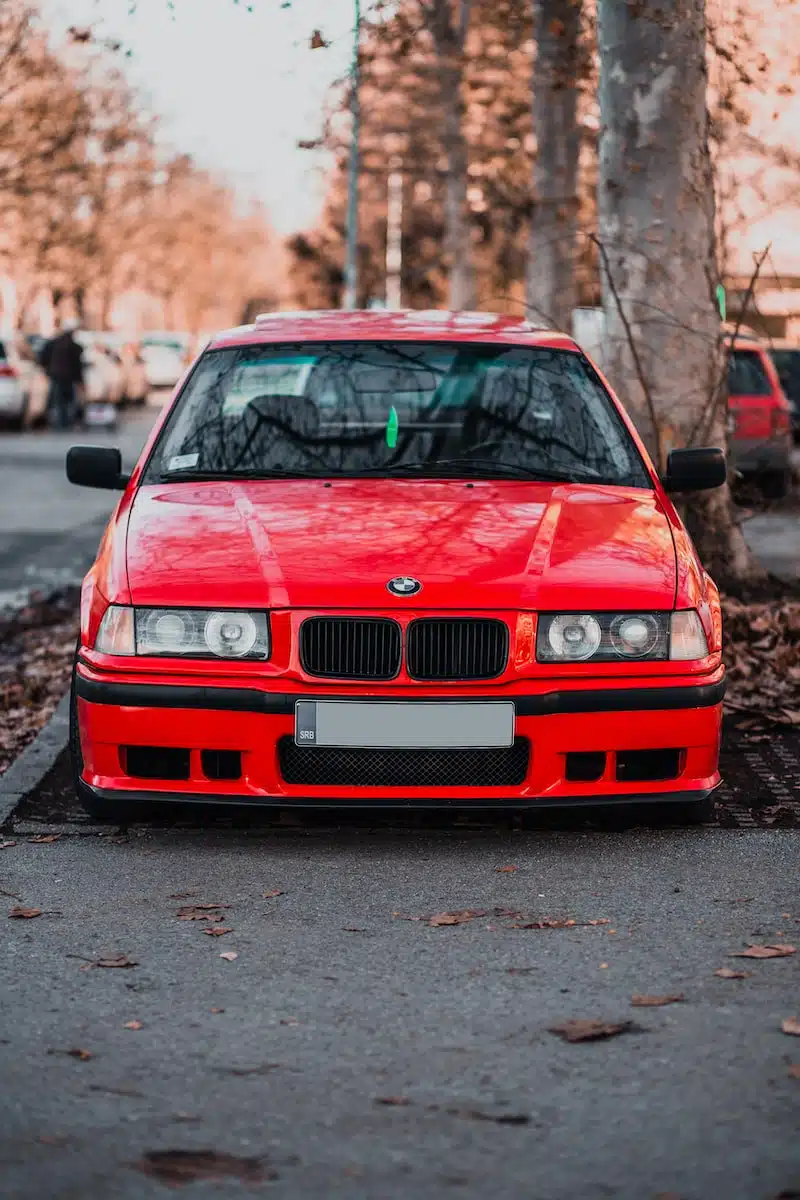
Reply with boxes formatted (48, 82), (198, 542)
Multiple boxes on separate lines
(537, 612), (671, 663)
(94, 606), (270, 659)
(546, 614), (603, 661)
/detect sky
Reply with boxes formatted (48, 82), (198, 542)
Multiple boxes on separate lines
(40, 0), (357, 234)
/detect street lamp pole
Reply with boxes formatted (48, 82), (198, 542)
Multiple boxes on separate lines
(342, 0), (361, 310)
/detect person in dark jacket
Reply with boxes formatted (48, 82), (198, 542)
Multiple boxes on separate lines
(38, 321), (84, 430)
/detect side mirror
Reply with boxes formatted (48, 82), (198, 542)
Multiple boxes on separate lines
(662, 447), (727, 493)
(66, 445), (130, 490)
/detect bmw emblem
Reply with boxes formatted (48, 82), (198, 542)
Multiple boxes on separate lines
(387, 576), (422, 597)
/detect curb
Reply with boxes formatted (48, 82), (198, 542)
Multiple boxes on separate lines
(0, 690), (70, 827)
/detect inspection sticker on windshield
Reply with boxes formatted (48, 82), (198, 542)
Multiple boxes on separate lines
(167, 453), (199, 472)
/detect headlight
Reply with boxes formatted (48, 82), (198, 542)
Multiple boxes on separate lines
(94, 605), (270, 660)
(536, 611), (709, 663)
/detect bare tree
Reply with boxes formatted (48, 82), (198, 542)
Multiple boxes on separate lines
(528, 0), (584, 330)
(422, 0), (476, 309)
(596, 0), (753, 580)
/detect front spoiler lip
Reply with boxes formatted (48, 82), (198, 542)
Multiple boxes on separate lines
(80, 782), (719, 811)
(75, 675), (726, 716)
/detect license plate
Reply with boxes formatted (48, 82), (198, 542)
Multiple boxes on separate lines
(294, 700), (515, 749)
(84, 403), (116, 426)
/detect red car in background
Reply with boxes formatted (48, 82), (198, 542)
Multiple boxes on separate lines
(67, 311), (726, 825)
(727, 329), (792, 497)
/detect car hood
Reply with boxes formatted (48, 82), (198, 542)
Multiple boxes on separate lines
(125, 480), (676, 611)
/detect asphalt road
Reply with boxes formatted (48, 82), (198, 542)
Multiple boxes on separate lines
(0, 403), (162, 611)
(0, 821), (797, 1199)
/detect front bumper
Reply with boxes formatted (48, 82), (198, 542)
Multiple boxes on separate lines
(729, 435), (791, 474)
(75, 667), (724, 809)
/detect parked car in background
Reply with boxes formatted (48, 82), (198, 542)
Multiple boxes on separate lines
(75, 334), (125, 407)
(140, 333), (187, 390)
(726, 328), (793, 498)
(0, 337), (30, 429)
(769, 341), (800, 443)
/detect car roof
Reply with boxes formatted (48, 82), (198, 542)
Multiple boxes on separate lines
(206, 310), (580, 352)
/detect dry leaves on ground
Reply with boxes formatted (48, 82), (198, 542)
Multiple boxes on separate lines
(134, 1150), (274, 1186)
(375, 1096), (411, 1106)
(176, 904), (231, 921)
(67, 1048), (92, 1061)
(8, 906), (41, 919)
(495, 866), (518, 873)
(202, 926), (232, 938)
(782, 1017), (800, 1036)
(631, 994), (685, 1007)
(729, 944), (796, 959)
(28, 834), (60, 844)
(262, 889), (284, 898)
(714, 967), (753, 979)
(76, 954), (138, 970)
(722, 596), (800, 726)
(123, 1021), (143, 1031)
(0, 841), (17, 849)
(219, 951), (238, 962)
(789, 1064), (800, 1078)
(549, 1019), (636, 1043)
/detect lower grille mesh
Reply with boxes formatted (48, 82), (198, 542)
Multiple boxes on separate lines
(278, 737), (530, 789)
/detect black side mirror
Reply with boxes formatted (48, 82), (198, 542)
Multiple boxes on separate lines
(66, 445), (130, 490)
(662, 447), (727, 493)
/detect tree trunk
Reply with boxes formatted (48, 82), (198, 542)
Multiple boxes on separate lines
(528, 0), (582, 331)
(427, 0), (476, 311)
(596, 0), (755, 582)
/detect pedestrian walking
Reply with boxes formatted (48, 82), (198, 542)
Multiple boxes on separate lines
(38, 320), (84, 430)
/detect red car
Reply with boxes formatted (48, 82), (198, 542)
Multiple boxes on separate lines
(727, 330), (792, 498)
(67, 310), (726, 825)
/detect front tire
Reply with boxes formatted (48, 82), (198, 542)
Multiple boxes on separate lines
(69, 664), (148, 825)
(661, 792), (715, 825)
(761, 467), (791, 500)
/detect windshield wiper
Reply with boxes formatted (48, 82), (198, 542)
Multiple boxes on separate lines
(159, 467), (328, 482)
(348, 458), (602, 483)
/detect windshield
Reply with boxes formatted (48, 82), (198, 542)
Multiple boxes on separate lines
(729, 349), (772, 397)
(770, 349), (800, 404)
(144, 341), (650, 486)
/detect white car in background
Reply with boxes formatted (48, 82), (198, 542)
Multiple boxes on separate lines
(140, 333), (188, 390)
(75, 333), (125, 406)
(0, 336), (49, 429)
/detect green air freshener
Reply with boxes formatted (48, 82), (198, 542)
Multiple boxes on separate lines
(386, 405), (399, 448)
(716, 284), (726, 322)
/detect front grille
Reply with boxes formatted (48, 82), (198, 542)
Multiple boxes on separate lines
(406, 618), (509, 681)
(300, 617), (402, 680)
(278, 737), (530, 789)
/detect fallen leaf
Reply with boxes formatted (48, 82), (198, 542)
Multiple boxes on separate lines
(213, 1063), (284, 1076)
(280, 1017), (300, 1026)
(134, 1150), (274, 1186)
(549, 1019), (635, 1043)
(428, 1105), (530, 1125)
(730, 944), (796, 959)
(177, 904), (231, 921)
(375, 1096), (410, 1106)
(262, 889), (284, 898)
(202, 926), (233, 938)
(714, 967), (752, 979)
(631, 993), (685, 1007)
(90, 954), (138, 970)
(219, 951), (238, 962)
(782, 1017), (800, 1036)
(210, 1008), (225, 1014)
(28, 834), (60, 844)
(0, 841), (17, 850)
(428, 910), (488, 927)
(343, 927), (366, 933)
(506, 967), (536, 975)
(8, 906), (41, 919)
(67, 1048), (92, 1061)
(788, 1064), (800, 1079)
(495, 866), (518, 873)
(309, 29), (329, 49)
(123, 1021), (143, 1030)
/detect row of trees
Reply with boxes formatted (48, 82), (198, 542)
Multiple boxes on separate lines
(0, 0), (281, 333)
(287, 0), (798, 577)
